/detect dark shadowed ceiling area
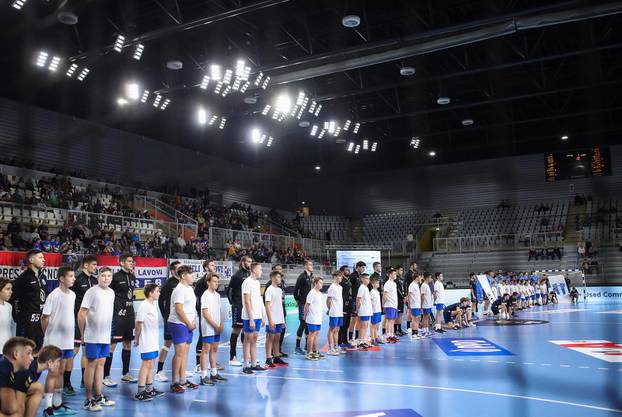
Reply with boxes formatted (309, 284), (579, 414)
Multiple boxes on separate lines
(2, 0), (622, 179)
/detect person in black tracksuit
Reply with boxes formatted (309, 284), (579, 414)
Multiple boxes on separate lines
(105, 254), (137, 384)
(338, 266), (352, 345)
(11, 249), (48, 352)
(403, 262), (417, 331)
(194, 259), (217, 368)
(347, 261), (366, 341)
(264, 264), (288, 357)
(70, 255), (98, 390)
(156, 261), (181, 377)
(293, 260), (313, 354)
(226, 256), (252, 364)
(394, 265), (405, 335)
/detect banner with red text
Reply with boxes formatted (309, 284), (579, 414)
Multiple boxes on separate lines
(0, 251), (64, 293)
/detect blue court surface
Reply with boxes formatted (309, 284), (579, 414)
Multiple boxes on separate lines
(56, 303), (622, 417)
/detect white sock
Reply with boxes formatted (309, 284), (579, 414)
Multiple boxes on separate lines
(210, 368), (217, 376)
(201, 369), (207, 378)
(53, 388), (63, 407)
(44, 393), (53, 408)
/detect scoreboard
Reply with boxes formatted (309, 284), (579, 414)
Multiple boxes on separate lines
(545, 147), (611, 182)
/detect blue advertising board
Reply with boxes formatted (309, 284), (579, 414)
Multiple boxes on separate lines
(434, 338), (514, 356)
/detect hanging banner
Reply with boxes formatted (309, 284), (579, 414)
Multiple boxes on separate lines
(0, 251), (63, 293)
(476, 274), (496, 302)
(95, 255), (168, 299)
(167, 258), (233, 281)
(547, 274), (570, 304)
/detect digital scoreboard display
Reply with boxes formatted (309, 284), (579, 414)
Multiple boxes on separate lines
(544, 147), (611, 181)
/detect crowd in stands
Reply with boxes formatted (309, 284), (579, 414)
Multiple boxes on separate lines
(527, 246), (563, 261)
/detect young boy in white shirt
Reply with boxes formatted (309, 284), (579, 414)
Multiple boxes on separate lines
(420, 273), (434, 337)
(41, 266), (76, 416)
(0, 279), (14, 355)
(304, 277), (324, 360)
(264, 271), (288, 367)
(408, 272), (422, 340)
(134, 283), (165, 401)
(382, 268), (398, 343)
(433, 273), (445, 333)
(326, 271), (344, 355)
(200, 273), (229, 384)
(78, 267), (116, 412)
(242, 263), (266, 374)
(167, 265), (198, 392)
(356, 274), (372, 348)
(370, 277), (382, 345)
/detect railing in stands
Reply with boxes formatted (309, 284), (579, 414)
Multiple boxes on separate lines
(433, 231), (564, 253)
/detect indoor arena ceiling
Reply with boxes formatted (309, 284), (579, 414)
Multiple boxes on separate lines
(2, 0), (622, 177)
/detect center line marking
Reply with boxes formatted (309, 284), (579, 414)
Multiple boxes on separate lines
(578, 366), (590, 369)
(487, 360), (498, 363)
(506, 361), (516, 364)
(541, 364), (552, 366)
(523, 362), (534, 365)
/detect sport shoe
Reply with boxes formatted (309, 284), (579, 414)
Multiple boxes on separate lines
(251, 364), (267, 371)
(200, 376), (215, 386)
(315, 352), (325, 359)
(468, 322), (477, 327)
(242, 367), (254, 374)
(63, 386), (77, 396)
(52, 403), (77, 415)
(170, 383), (185, 394)
(102, 377), (117, 388)
(211, 373), (228, 382)
(327, 349), (339, 356)
(83, 399), (102, 412)
(229, 359), (243, 367)
(155, 371), (168, 382)
(435, 328), (446, 333)
(295, 347), (306, 355)
(43, 406), (55, 416)
(148, 388), (165, 398)
(121, 373), (138, 383)
(95, 395), (115, 407)
(273, 357), (288, 366)
(306, 353), (318, 361)
(279, 352), (289, 358)
(183, 380), (199, 390)
(134, 391), (153, 402)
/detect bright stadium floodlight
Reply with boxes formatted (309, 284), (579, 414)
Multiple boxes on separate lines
(314, 104), (322, 116)
(219, 117), (226, 129)
(113, 34), (125, 53)
(347, 142), (354, 152)
(327, 121), (336, 134)
(352, 122), (360, 134)
(133, 44), (144, 60)
(310, 125), (318, 136)
(343, 120), (351, 131)
(296, 91), (306, 106)
(160, 98), (170, 110)
(261, 76), (270, 90)
(334, 126), (341, 137)
(36, 51), (48, 67)
(261, 105), (271, 116)
(76, 67), (89, 81)
(242, 66), (251, 81)
(221, 85), (231, 97)
(200, 75), (210, 90)
(210, 64), (222, 81)
(363, 139), (369, 150)
(126, 83), (140, 100)
(236, 60), (245, 77)
(317, 129), (326, 139)
(232, 78), (241, 91)
(275, 94), (292, 114)
(117, 97), (128, 106)
(48, 56), (61, 72)
(371, 141), (378, 152)
(140, 90), (149, 103)
(223, 69), (233, 85)
(208, 115), (218, 126)
(251, 128), (261, 143)
(308, 101), (317, 114)
(354, 144), (361, 154)
(214, 82), (223, 94)
(197, 108), (207, 125)
(259, 134), (266, 144)
(152, 94), (162, 108)
(11, 0), (27, 10)
(266, 136), (273, 147)
(254, 72), (264, 86)
(240, 81), (250, 93)
(65, 63), (78, 77)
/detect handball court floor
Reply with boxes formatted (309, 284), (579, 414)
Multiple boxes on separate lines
(57, 303), (622, 417)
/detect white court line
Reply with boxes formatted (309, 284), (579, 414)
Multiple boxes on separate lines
(192, 400), (209, 403)
(523, 362), (535, 365)
(560, 365), (571, 368)
(598, 368), (609, 371)
(248, 374), (622, 414)
(487, 360), (499, 363)
(288, 367), (344, 373)
(470, 360), (481, 362)
(506, 361), (516, 364)
(579, 366), (590, 369)
(541, 363), (552, 366)
(454, 359), (465, 361)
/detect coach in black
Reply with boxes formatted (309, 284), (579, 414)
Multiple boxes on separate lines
(338, 265), (352, 345)
(226, 255), (252, 366)
(104, 254), (137, 386)
(11, 249), (48, 352)
(293, 260), (313, 355)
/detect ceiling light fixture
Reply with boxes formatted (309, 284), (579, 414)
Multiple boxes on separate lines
(310, 125), (318, 136)
(65, 63), (78, 77)
(126, 83), (140, 100)
(437, 97), (451, 105)
(342, 15), (361, 28)
(400, 67), (415, 76)
(410, 137), (421, 149)
(140, 90), (150, 103)
(362, 139), (369, 150)
(561, 135), (569, 140)
(76, 67), (89, 81)
(461, 118), (474, 126)
(160, 98), (170, 110)
(36, 51), (48, 67)
(315, 166), (321, 171)
(133, 44), (144, 60)
(11, 0), (27, 10)
(371, 142), (378, 152)
(48, 56), (61, 72)
(210, 65), (222, 81)
(113, 34), (125, 53)
(347, 142), (355, 152)
(218, 117), (227, 129)
(153, 94), (162, 108)
(200, 75), (210, 90)
(429, 150), (436, 157)
(198, 108), (208, 125)
(354, 144), (361, 154)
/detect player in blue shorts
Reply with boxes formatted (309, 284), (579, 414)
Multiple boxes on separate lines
(78, 267), (116, 412)
(382, 268), (398, 343)
(327, 271), (345, 355)
(420, 273), (434, 336)
(370, 277), (382, 345)
(134, 283), (165, 401)
(355, 274), (373, 348)
(408, 272), (423, 340)
(433, 272), (446, 333)
(264, 270), (288, 367)
(41, 266), (77, 415)
(242, 263), (267, 374)
(199, 273), (228, 383)
(304, 277), (324, 360)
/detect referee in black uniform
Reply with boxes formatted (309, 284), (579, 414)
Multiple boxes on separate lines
(337, 265), (351, 345)
(293, 260), (313, 355)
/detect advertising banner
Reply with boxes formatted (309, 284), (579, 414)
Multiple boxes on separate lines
(547, 274), (570, 304)
(550, 340), (622, 363)
(0, 251), (63, 293)
(96, 255), (167, 299)
(434, 338), (514, 356)
(168, 258), (233, 282)
(476, 274), (496, 302)
(584, 287), (622, 304)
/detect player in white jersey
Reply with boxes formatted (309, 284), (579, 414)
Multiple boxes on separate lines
(304, 277), (324, 360)
(78, 267), (116, 412)
(242, 263), (266, 374)
(420, 273), (434, 336)
(0, 278), (14, 353)
(370, 277), (382, 345)
(326, 271), (344, 355)
(199, 273), (229, 384)
(41, 266), (76, 416)
(433, 273), (446, 333)
(408, 272), (423, 340)
(264, 271), (287, 367)
(382, 268), (398, 343)
(134, 283), (165, 401)
(355, 274), (372, 348)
